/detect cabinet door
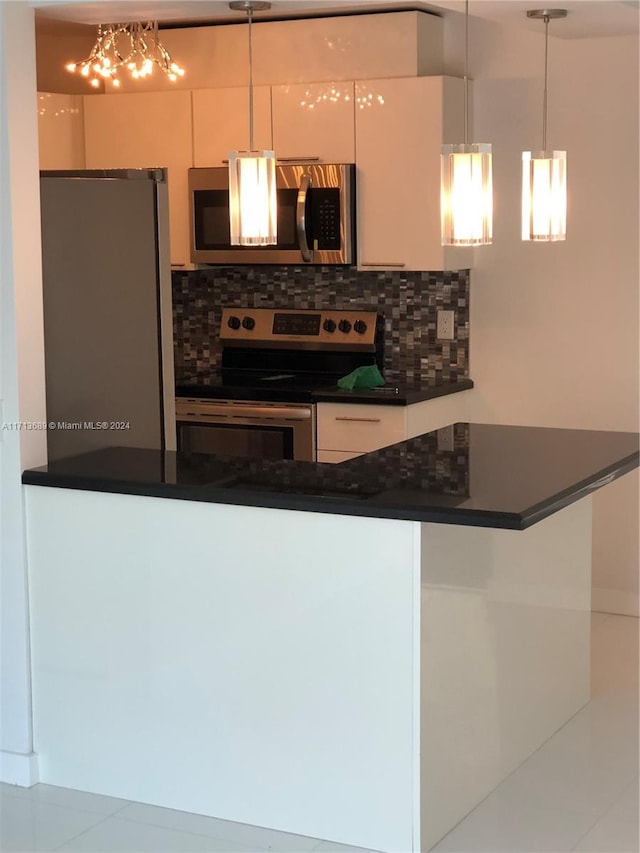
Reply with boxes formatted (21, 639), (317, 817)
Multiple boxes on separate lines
(37, 93), (85, 170)
(192, 87), (272, 167)
(83, 91), (193, 267)
(355, 76), (468, 271)
(271, 82), (355, 163)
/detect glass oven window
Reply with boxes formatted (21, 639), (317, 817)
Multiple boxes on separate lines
(177, 422), (294, 460)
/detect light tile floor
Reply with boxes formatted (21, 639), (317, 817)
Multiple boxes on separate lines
(1, 613), (637, 853)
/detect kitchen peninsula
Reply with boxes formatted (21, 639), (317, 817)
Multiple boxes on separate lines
(22, 424), (638, 852)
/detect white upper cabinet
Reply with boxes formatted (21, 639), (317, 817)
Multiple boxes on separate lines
(271, 82), (355, 163)
(112, 12), (442, 93)
(355, 76), (470, 272)
(192, 86), (272, 167)
(53, 70), (467, 272)
(193, 82), (354, 166)
(83, 91), (193, 267)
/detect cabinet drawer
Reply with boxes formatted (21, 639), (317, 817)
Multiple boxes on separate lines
(317, 403), (405, 452)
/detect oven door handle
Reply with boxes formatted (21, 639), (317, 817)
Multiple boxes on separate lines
(296, 174), (313, 263)
(178, 402), (312, 421)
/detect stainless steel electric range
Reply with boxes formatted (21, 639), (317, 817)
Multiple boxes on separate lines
(175, 307), (384, 462)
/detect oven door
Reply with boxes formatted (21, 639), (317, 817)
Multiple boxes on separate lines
(175, 398), (315, 462)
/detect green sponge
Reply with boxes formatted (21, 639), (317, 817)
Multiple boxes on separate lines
(336, 364), (385, 391)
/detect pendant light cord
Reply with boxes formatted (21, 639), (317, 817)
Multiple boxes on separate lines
(464, 0), (469, 145)
(248, 5), (254, 151)
(542, 14), (549, 151)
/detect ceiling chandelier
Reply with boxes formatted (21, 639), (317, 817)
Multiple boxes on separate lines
(66, 21), (185, 88)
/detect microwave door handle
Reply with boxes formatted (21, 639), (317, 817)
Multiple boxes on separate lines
(296, 174), (312, 263)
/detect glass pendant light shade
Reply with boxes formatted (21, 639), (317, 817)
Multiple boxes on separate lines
(229, 150), (277, 246)
(522, 9), (568, 242)
(228, 1), (277, 246)
(522, 150), (566, 241)
(441, 143), (493, 246)
(440, 1), (493, 247)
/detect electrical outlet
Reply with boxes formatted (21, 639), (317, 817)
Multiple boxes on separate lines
(437, 425), (455, 452)
(436, 309), (455, 341)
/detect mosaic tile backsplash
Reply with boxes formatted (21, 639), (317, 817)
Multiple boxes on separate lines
(173, 266), (470, 384)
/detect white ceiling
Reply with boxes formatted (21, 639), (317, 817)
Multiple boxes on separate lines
(31, 0), (640, 39)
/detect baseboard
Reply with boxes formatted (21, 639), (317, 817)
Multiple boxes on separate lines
(592, 587), (640, 617)
(0, 750), (39, 786)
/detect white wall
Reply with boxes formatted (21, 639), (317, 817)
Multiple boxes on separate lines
(445, 14), (639, 614)
(0, 0), (47, 785)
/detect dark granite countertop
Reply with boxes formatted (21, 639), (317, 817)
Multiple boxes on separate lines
(22, 424), (639, 530)
(175, 376), (473, 406)
(312, 377), (474, 405)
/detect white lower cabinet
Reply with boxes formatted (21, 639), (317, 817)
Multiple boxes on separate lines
(317, 403), (405, 458)
(316, 391), (470, 462)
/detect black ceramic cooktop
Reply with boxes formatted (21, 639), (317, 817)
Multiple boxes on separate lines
(22, 424), (639, 530)
(176, 371), (335, 403)
(175, 373), (475, 406)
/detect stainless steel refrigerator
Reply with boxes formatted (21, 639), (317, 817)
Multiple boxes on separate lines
(39, 169), (176, 462)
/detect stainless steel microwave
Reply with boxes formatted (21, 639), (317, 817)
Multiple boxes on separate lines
(188, 163), (356, 265)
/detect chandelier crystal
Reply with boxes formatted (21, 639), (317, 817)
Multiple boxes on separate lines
(66, 21), (185, 89)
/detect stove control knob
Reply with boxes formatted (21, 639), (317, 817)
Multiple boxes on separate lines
(242, 316), (255, 330)
(323, 318), (336, 333)
(228, 315), (241, 330)
(338, 319), (352, 334)
(353, 320), (368, 335)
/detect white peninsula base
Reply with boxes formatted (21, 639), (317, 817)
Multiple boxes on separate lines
(25, 487), (591, 852)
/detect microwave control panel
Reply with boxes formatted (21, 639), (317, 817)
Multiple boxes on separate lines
(310, 189), (341, 250)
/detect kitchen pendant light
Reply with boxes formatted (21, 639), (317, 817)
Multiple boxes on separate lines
(522, 9), (568, 242)
(228, 0), (277, 246)
(441, 0), (493, 246)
